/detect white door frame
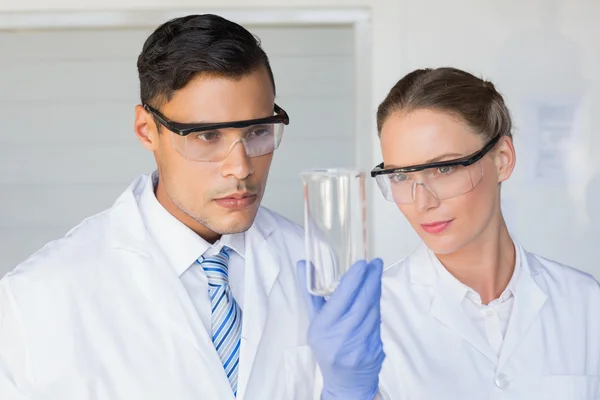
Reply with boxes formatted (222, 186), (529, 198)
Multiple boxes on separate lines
(0, 7), (375, 248)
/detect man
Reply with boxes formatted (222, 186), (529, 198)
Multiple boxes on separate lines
(0, 14), (385, 399)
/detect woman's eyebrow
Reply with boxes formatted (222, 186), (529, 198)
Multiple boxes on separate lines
(386, 152), (465, 168)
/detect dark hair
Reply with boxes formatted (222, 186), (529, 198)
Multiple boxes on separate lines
(376, 67), (512, 141)
(137, 14), (275, 108)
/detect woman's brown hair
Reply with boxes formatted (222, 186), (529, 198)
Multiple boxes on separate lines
(376, 67), (513, 141)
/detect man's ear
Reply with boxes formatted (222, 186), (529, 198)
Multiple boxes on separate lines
(134, 104), (158, 151)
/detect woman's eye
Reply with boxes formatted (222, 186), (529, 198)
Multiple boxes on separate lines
(437, 166), (453, 174)
(248, 127), (272, 137)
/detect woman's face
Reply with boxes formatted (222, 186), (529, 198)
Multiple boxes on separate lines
(379, 108), (515, 255)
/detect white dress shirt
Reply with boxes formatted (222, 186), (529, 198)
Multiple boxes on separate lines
(137, 171), (246, 335)
(432, 249), (521, 357)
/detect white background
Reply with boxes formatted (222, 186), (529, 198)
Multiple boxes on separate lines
(0, 0), (598, 281)
(0, 22), (356, 270)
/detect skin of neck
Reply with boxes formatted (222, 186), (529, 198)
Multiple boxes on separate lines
(155, 179), (222, 244)
(436, 209), (516, 305)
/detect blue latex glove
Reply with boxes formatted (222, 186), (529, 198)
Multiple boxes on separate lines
(297, 259), (385, 400)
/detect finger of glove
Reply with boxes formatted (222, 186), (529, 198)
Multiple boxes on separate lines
(312, 261), (383, 359)
(314, 259), (371, 323)
(330, 258), (383, 326)
(337, 300), (382, 362)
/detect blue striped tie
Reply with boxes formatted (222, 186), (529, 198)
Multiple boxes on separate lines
(198, 246), (242, 396)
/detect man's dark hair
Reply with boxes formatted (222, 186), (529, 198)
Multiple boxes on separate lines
(137, 14), (276, 108)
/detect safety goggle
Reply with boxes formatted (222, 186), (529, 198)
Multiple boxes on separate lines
(370, 134), (502, 203)
(143, 103), (289, 162)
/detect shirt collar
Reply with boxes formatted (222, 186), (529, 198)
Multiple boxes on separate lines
(203, 230), (246, 260)
(138, 171), (245, 277)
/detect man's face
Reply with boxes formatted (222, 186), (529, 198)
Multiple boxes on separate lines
(135, 66), (276, 240)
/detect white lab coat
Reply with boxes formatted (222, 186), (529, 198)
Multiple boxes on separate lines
(0, 175), (318, 400)
(379, 241), (600, 399)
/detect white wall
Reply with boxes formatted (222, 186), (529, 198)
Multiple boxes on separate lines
(0, 23), (356, 272)
(366, 0), (600, 279)
(0, 0), (365, 11)
(1, 0), (599, 278)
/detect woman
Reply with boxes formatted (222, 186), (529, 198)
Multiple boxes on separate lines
(372, 67), (600, 399)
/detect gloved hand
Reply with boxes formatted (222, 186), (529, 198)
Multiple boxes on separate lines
(297, 258), (385, 400)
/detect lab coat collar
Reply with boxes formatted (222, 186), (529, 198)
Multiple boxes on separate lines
(434, 242), (522, 306)
(138, 171), (246, 278)
(498, 243), (547, 369)
(408, 243), (437, 286)
(238, 208), (280, 324)
(137, 172), (210, 277)
(105, 175), (236, 397)
(409, 238), (527, 288)
(107, 173), (273, 252)
(409, 239), (547, 365)
(105, 175), (149, 252)
(403, 244), (494, 362)
(242, 207), (280, 308)
(107, 171), (278, 290)
(106, 175), (282, 400)
(429, 270), (500, 362)
(236, 207), (281, 396)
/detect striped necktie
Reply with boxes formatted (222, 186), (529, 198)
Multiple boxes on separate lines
(198, 246), (242, 396)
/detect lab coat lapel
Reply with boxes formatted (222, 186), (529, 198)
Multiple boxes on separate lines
(498, 247), (547, 370)
(410, 245), (498, 364)
(236, 210), (281, 398)
(107, 181), (235, 399)
(429, 283), (499, 364)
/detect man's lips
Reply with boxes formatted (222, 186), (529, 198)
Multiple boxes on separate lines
(214, 192), (258, 209)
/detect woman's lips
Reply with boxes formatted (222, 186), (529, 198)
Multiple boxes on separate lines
(420, 219), (454, 234)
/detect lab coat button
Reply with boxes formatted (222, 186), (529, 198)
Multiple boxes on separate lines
(494, 374), (510, 389)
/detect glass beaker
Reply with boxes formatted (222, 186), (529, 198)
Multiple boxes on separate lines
(301, 168), (368, 296)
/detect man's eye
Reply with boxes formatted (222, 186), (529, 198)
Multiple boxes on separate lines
(196, 131), (220, 141)
(390, 173), (408, 182)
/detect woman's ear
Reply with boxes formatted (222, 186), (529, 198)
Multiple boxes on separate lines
(494, 136), (516, 183)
